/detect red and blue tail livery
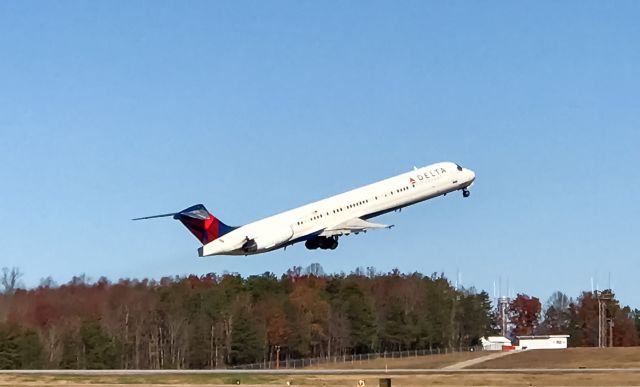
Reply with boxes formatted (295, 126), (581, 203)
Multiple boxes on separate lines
(173, 204), (236, 244)
(132, 204), (236, 245)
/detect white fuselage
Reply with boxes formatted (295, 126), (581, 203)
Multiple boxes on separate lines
(198, 162), (475, 256)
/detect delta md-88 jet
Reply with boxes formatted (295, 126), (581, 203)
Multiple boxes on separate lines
(134, 162), (475, 256)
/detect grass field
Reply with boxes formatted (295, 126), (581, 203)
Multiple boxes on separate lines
(2, 347), (640, 386)
(313, 350), (487, 369)
(2, 371), (640, 386)
(472, 347), (640, 369)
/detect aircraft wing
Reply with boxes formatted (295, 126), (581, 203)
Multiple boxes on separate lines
(319, 218), (393, 237)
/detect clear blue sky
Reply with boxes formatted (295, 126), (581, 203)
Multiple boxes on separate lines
(1, 1), (639, 307)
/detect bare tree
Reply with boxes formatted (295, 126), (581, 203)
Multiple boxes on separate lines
(547, 291), (571, 312)
(39, 276), (58, 288)
(1, 266), (24, 294)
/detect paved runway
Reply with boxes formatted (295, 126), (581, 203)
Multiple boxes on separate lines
(442, 350), (516, 369)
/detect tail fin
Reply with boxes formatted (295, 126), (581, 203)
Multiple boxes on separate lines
(133, 204), (236, 244)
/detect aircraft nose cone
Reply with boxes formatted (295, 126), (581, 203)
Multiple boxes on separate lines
(463, 168), (475, 182)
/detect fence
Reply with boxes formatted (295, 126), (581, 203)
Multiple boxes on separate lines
(231, 346), (483, 369)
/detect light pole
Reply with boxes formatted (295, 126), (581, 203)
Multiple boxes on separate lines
(275, 345), (281, 369)
(596, 290), (603, 348)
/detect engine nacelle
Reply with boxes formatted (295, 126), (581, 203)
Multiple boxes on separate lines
(241, 238), (258, 253)
(243, 226), (293, 253)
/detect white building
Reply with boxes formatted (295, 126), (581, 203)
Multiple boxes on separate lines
(480, 336), (512, 351)
(517, 335), (569, 349)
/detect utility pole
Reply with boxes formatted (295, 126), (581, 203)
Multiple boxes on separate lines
(608, 317), (614, 347)
(596, 290), (603, 348)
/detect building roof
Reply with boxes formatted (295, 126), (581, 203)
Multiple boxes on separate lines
(517, 335), (570, 339)
(486, 336), (512, 343)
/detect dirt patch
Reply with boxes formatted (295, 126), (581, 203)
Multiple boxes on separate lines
(473, 347), (640, 369)
(310, 373), (640, 386)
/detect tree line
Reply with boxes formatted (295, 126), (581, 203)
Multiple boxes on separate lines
(0, 265), (638, 369)
(0, 265), (492, 369)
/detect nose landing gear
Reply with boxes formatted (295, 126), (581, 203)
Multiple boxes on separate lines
(462, 188), (470, 198)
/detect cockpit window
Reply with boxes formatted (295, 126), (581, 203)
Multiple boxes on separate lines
(456, 164), (463, 171)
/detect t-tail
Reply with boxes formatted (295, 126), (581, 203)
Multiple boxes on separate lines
(132, 204), (237, 244)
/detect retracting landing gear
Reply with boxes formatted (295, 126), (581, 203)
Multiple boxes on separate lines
(462, 188), (471, 198)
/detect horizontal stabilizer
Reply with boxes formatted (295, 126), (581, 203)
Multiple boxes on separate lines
(132, 204), (210, 222)
(132, 212), (176, 221)
(320, 218), (393, 237)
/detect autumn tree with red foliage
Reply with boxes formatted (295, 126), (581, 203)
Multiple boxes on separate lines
(509, 294), (541, 336)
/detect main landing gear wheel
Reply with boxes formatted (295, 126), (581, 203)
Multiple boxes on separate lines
(305, 239), (319, 250)
(463, 189), (470, 198)
(305, 236), (339, 250)
(329, 239), (338, 250)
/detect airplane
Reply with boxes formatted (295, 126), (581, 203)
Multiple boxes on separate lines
(133, 162), (475, 256)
